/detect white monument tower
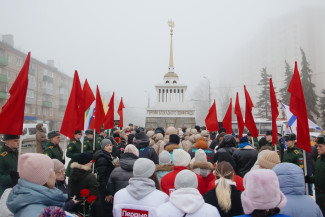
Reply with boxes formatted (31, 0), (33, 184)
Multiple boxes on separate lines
(145, 20), (196, 128)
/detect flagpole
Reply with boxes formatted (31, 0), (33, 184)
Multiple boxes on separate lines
(17, 139), (22, 171)
(63, 136), (67, 161)
(92, 129), (96, 173)
(303, 150), (308, 195)
(81, 132), (84, 153)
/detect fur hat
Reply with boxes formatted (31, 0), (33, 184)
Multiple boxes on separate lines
(100, 139), (112, 150)
(258, 151), (280, 169)
(78, 153), (92, 165)
(124, 144), (139, 157)
(174, 169), (198, 189)
(164, 134), (180, 148)
(74, 130), (82, 135)
(241, 169), (287, 214)
(133, 158), (155, 178)
(146, 130), (155, 138)
(19, 153), (54, 185)
(155, 127), (165, 136)
(85, 129), (93, 135)
(190, 129), (198, 135)
(173, 149), (191, 166)
(3, 134), (20, 140)
(266, 130), (272, 136)
(48, 131), (60, 139)
(134, 131), (149, 140)
(52, 159), (65, 172)
(195, 137), (208, 149)
(159, 150), (171, 165)
(166, 126), (178, 135)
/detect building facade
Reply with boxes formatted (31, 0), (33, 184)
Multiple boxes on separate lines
(0, 35), (72, 131)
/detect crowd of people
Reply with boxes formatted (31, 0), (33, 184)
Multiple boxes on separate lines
(0, 124), (324, 217)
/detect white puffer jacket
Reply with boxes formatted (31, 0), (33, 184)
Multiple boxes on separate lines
(156, 188), (220, 217)
(113, 178), (169, 217)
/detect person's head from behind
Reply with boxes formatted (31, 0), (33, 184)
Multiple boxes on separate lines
(173, 149), (191, 167)
(53, 159), (65, 182)
(214, 162), (235, 213)
(19, 153), (56, 189)
(241, 169), (287, 217)
(78, 153), (93, 169)
(174, 169), (198, 190)
(133, 158), (160, 189)
(219, 134), (236, 148)
(257, 151), (280, 169)
(159, 150), (171, 165)
(218, 132), (226, 143)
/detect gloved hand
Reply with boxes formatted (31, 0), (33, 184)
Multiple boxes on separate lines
(10, 171), (19, 185)
(305, 175), (311, 183)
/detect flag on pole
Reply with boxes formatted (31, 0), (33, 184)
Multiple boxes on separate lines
(94, 86), (105, 133)
(103, 97), (108, 115)
(76, 79), (95, 130)
(244, 85), (258, 137)
(84, 101), (95, 130)
(235, 92), (244, 139)
(104, 92), (115, 130)
(222, 98), (232, 134)
(288, 61), (311, 153)
(205, 100), (219, 132)
(270, 78), (279, 146)
(118, 97), (125, 128)
(0, 52), (30, 135)
(60, 71), (83, 140)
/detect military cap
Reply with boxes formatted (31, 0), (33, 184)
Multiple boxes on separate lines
(100, 128), (105, 132)
(284, 133), (296, 141)
(266, 130), (272, 136)
(3, 134), (20, 141)
(316, 135), (325, 145)
(74, 130), (82, 134)
(85, 129), (93, 135)
(247, 132), (251, 137)
(48, 131), (60, 139)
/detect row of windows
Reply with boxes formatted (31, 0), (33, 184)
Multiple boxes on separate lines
(24, 105), (58, 117)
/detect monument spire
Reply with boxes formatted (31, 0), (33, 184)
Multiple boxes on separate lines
(168, 19), (175, 73)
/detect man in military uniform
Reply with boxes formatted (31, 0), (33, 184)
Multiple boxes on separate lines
(0, 134), (19, 196)
(282, 133), (304, 169)
(306, 135), (325, 215)
(247, 132), (259, 150)
(66, 130), (83, 177)
(43, 131), (64, 163)
(84, 129), (95, 155)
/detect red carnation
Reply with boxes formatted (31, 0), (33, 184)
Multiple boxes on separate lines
(92, 160), (96, 163)
(80, 189), (90, 198)
(87, 195), (97, 204)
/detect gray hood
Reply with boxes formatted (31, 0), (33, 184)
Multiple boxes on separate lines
(126, 178), (156, 200)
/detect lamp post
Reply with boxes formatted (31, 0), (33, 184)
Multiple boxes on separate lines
(203, 76), (211, 108)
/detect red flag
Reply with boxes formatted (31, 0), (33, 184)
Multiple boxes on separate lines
(270, 78), (279, 146)
(94, 86), (105, 133)
(0, 52), (30, 135)
(118, 97), (125, 128)
(104, 92), (115, 129)
(205, 100), (219, 132)
(222, 98), (232, 134)
(244, 85), (258, 137)
(83, 79), (95, 111)
(235, 92), (244, 139)
(60, 71), (84, 139)
(288, 62), (311, 153)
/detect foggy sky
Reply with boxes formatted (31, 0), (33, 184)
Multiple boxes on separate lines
(1, 0), (324, 126)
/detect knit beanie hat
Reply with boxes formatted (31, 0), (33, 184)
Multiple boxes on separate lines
(258, 151), (280, 169)
(78, 153), (92, 165)
(173, 149), (191, 166)
(19, 153), (54, 185)
(159, 150), (171, 165)
(195, 137), (208, 149)
(240, 136), (249, 143)
(100, 139), (112, 150)
(53, 159), (65, 172)
(241, 169), (287, 214)
(174, 169), (198, 189)
(133, 158), (156, 178)
(124, 144), (139, 157)
(194, 149), (207, 162)
(134, 131), (149, 140)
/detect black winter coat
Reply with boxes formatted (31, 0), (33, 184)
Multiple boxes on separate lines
(106, 152), (138, 195)
(134, 139), (159, 164)
(203, 185), (243, 217)
(55, 180), (75, 211)
(93, 150), (115, 192)
(232, 147), (258, 177)
(214, 147), (237, 164)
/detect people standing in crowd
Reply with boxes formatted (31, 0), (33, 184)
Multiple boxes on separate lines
(214, 134), (237, 164)
(161, 149), (204, 195)
(66, 130), (85, 177)
(36, 123), (48, 153)
(53, 159), (79, 211)
(153, 132), (164, 153)
(43, 131), (64, 163)
(133, 131), (159, 164)
(0, 134), (19, 197)
(283, 133), (304, 169)
(233, 137), (258, 177)
(93, 139), (116, 217)
(107, 144), (139, 197)
(156, 170), (220, 217)
(156, 150), (174, 183)
(113, 158), (168, 217)
(246, 132), (259, 150)
(7, 153), (67, 217)
(83, 129), (95, 155)
(273, 162), (323, 217)
(236, 169), (288, 217)
(68, 153), (102, 217)
(158, 126), (179, 154)
(209, 129), (226, 150)
(306, 135), (325, 215)
(204, 162), (243, 217)
(164, 134), (181, 163)
(188, 137), (214, 163)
